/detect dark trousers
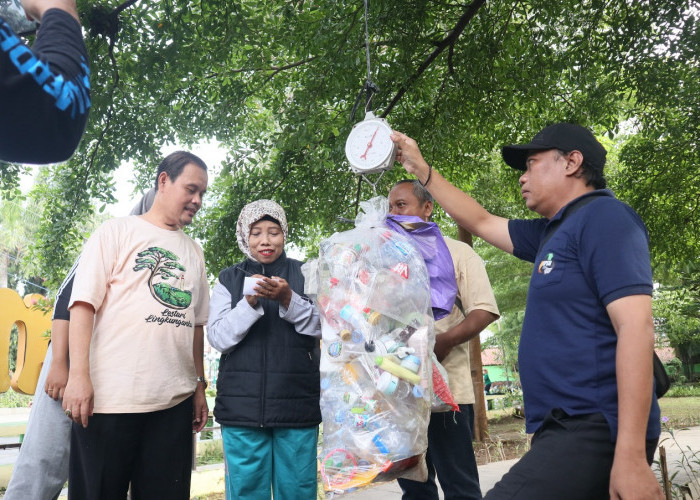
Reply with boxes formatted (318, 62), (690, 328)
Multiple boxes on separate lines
(484, 409), (658, 500)
(398, 404), (482, 500)
(68, 396), (193, 500)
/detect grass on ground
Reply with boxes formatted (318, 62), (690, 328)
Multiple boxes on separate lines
(0, 391), (33, 408)
(658, 396), (700, 428)
(474, 407), (528, 465)
(473, 396), (700, 466)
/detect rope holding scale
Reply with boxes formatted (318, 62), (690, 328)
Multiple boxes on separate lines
(346, 0), (397, 201)
(350, 0), (380, 122)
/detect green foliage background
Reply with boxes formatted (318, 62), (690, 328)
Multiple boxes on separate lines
(1, 0), (699, 361)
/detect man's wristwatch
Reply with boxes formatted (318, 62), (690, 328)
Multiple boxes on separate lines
(196, 376), (208, 389)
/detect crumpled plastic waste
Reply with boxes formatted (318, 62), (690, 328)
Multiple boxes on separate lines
(306, 197), (449, 495)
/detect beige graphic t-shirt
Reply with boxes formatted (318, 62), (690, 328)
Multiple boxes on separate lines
(69, 216), (210, 413)
(437, 237), (500, 405)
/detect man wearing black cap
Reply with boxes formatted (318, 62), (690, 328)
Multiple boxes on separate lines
(390, 124), (662, 499)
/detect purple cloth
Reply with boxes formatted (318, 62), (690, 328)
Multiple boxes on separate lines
(386, 215), (457, 320)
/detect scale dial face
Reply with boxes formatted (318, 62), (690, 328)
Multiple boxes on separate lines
(345, 116), (397, 173)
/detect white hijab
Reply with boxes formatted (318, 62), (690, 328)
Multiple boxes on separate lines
(236, 199), (288, 261)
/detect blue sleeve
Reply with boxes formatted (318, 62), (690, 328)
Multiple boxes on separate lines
(579, 200), (653, 305)
(0, 9), (90, 163)
(508, 218), (548, 263)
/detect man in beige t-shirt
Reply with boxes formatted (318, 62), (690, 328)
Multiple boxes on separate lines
(62, 151), (210, 500)
(389, 179), (499, 500)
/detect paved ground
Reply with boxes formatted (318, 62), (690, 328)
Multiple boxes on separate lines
(183, 431), (700, 499)
(342, 427), (700, 499)
(657, 425), (700, 488)
(340, 458), (519, 499)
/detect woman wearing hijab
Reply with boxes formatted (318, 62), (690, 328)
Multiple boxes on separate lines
(208, 199), (321, 499)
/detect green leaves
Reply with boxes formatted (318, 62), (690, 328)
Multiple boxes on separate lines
(10, 0), (696, 298)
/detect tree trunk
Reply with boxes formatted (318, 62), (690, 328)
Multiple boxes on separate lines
(457, 226), (488, 442)
(679, 344), (693, 381)
(0, 251), (8, 288)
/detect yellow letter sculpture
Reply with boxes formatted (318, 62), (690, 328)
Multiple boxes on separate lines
(0, 288), (51, 394)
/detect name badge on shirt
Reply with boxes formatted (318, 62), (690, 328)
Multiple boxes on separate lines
(532, 251), (565, 288)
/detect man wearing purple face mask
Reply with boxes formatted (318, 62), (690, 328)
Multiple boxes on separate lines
(389, 179), (499, 500)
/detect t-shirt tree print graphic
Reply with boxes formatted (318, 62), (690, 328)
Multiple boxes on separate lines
(133, 246), (192, 309)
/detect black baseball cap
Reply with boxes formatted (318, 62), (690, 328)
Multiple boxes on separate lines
(501, 123), (607, 171)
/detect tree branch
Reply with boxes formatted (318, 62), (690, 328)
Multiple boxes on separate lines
(75, 0), (141, 222)
(85, 32), (119, 182)
(114, 0), (140, 16)
(382, 0), (487, 117)
(205, 56), (318, 79)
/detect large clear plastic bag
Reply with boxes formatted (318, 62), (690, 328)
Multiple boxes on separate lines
(312, 197), (435, 495)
